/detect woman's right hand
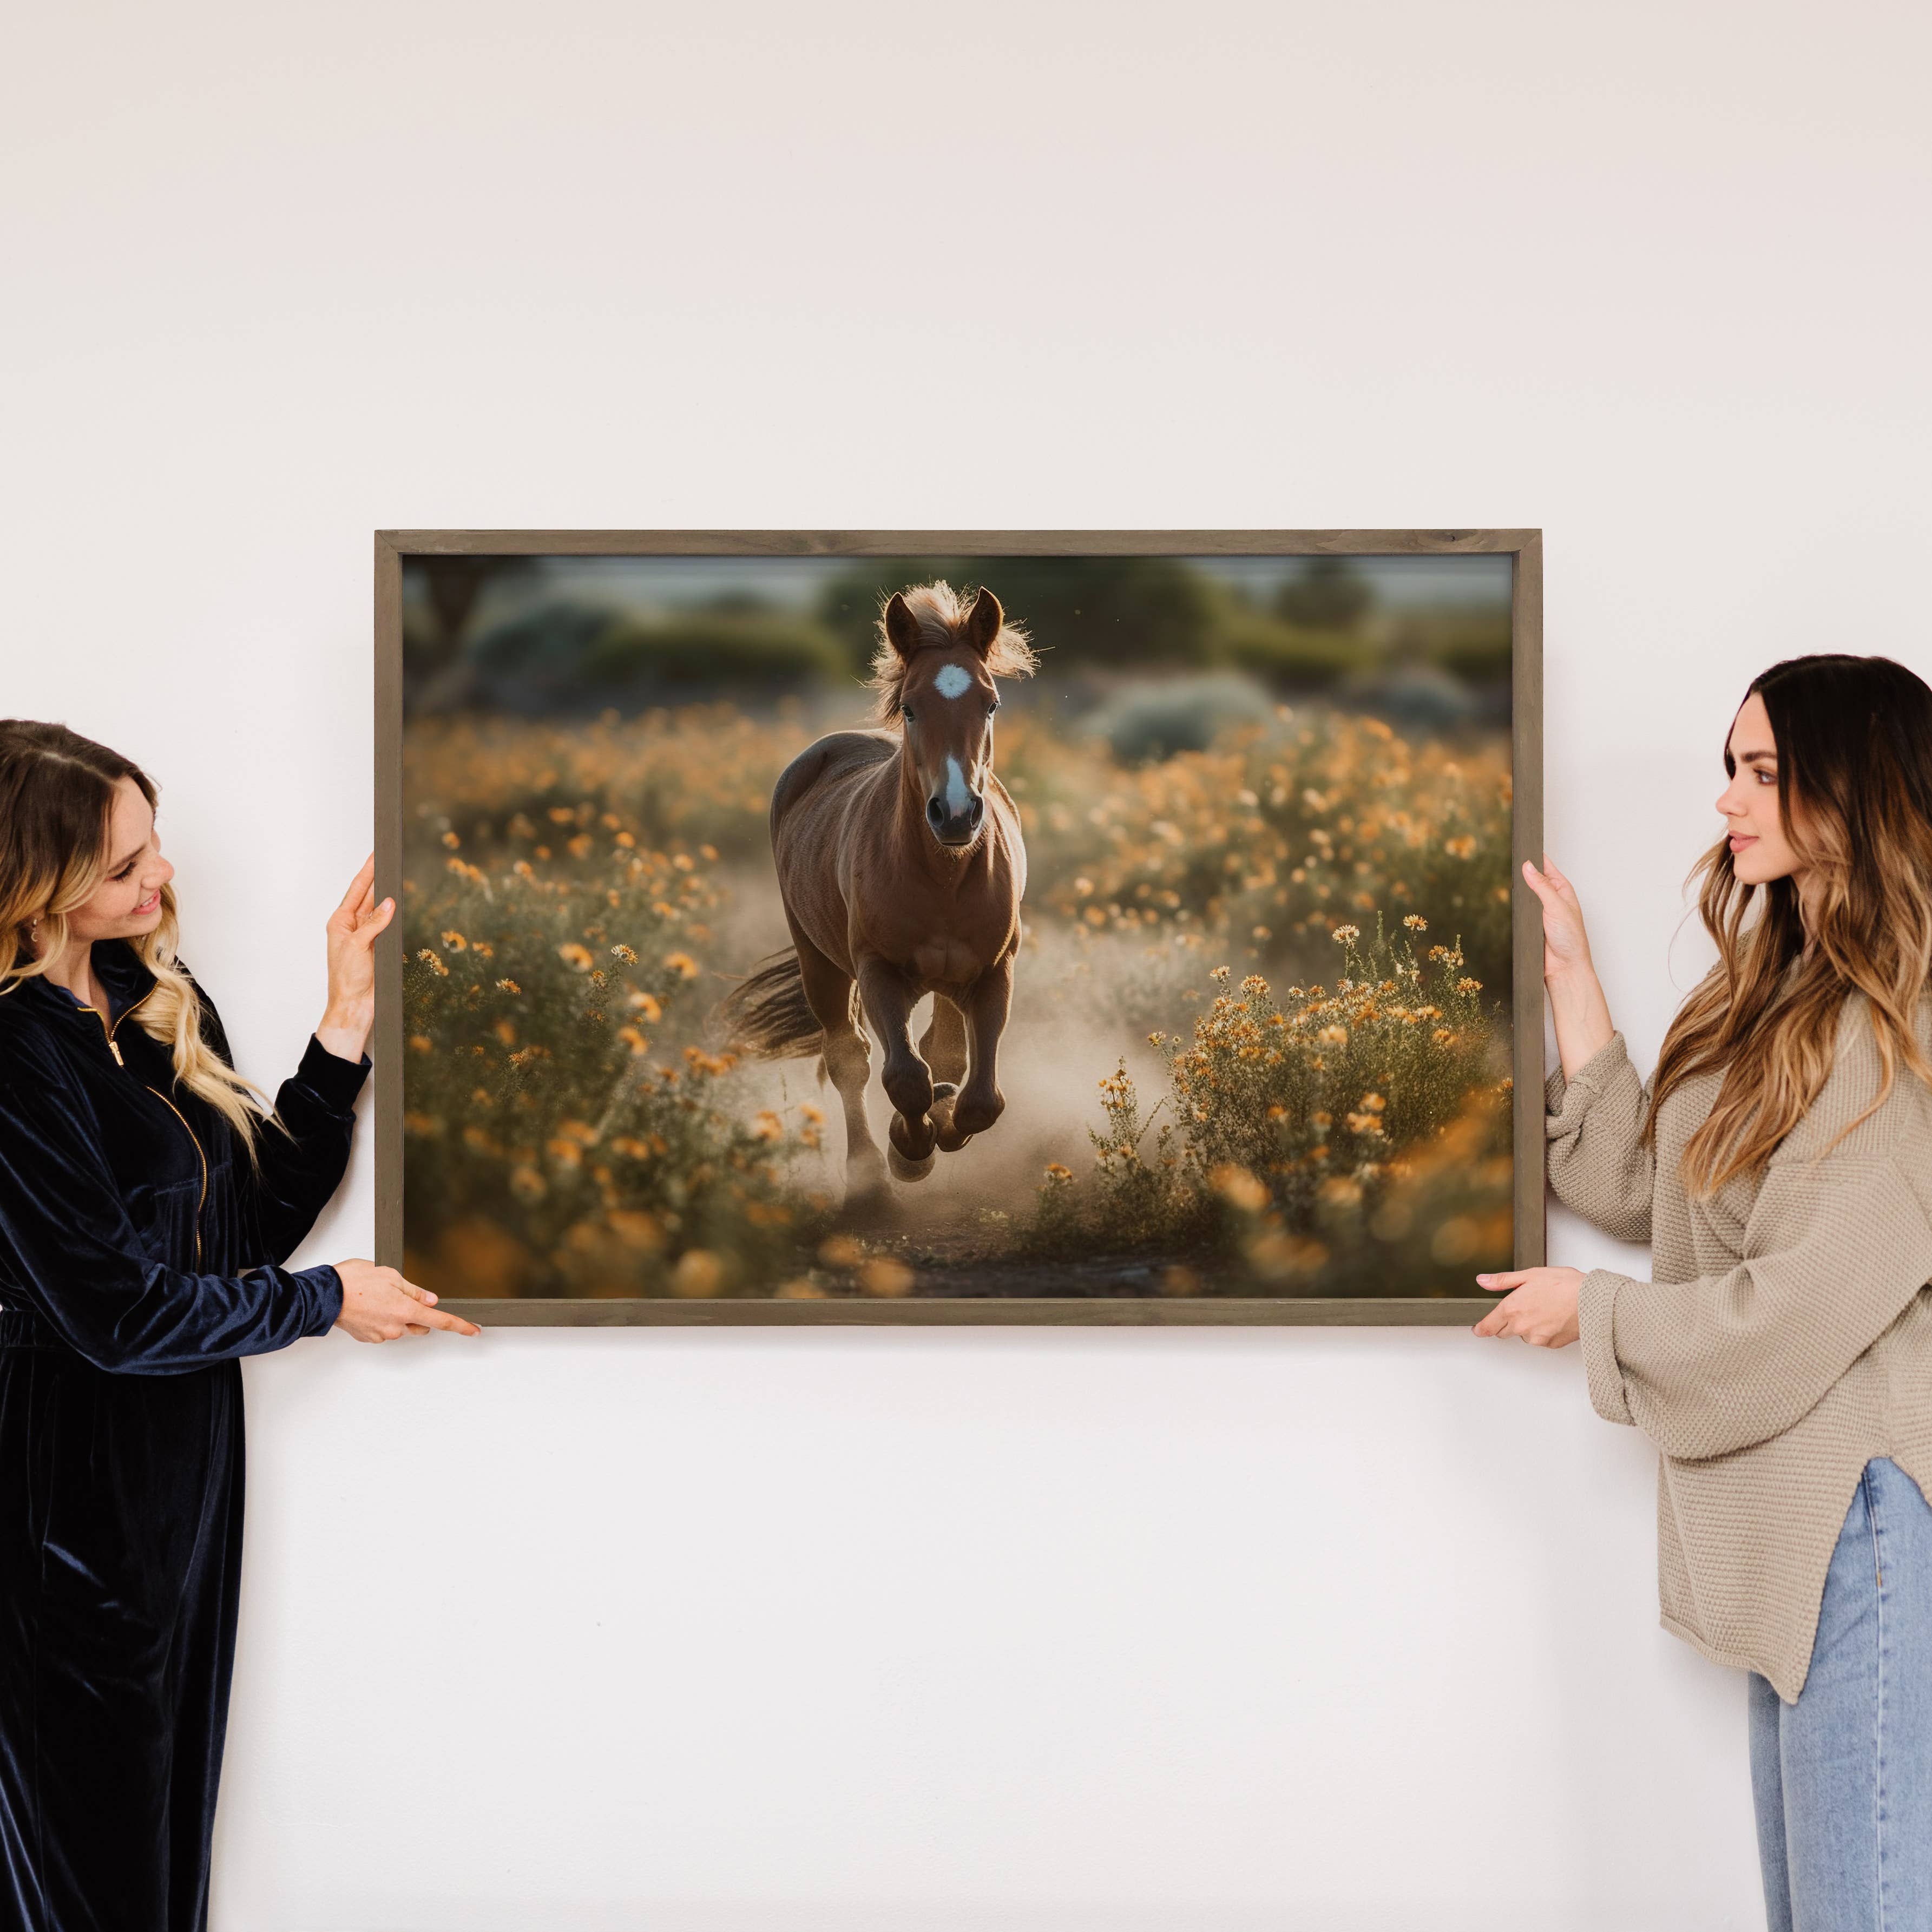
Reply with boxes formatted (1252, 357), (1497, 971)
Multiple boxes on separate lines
(1521, 854), (1595, 983)
(1522, 855), (1615, 1077)
(331, 1260), (483, 1343)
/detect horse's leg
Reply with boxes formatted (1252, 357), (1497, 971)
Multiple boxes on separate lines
(794, 936), (887, 1200)
(952, 955), (1014, 1139)
(922, 995), (974, 1154)
(853, 957), (938, 1178)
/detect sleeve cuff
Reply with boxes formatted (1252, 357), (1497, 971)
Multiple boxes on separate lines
(295, 1034), (372, 1113)
(1578, 1266), (1635, 1427)
(295, 1262), (345, 1337)
(1545, 1030), (1632, 1141)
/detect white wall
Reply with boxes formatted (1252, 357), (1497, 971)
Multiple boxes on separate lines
(4, 4), (1926, 1926)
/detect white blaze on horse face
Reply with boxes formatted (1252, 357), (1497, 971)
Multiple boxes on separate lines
(944, 754), (972, 817)
(932, 662), (973, 700)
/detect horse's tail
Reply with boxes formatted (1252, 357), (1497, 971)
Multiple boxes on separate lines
(718, 950), (825, 1061)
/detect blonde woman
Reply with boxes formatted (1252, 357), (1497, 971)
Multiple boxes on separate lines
(1475, 655), (1932, 1929)
(0, 720), (479, 1932)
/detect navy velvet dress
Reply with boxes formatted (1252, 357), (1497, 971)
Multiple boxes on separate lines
(0, 938), (367, 1932)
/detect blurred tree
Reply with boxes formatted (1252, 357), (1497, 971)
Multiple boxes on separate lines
(462, 600), (848, 713)
(403, 556), (542, 710)
(816, 556), (1218, 669)
(1274, 556), (1374, 634)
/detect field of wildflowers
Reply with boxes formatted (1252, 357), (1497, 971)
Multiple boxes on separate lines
(401, 695), (1515, 1299)
(998, 708), (1513, 997)
(1022, 918), (1514, 1294)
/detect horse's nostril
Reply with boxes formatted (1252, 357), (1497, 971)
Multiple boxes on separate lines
(927, 798), (943, 824)
(969, 798), (984, 827)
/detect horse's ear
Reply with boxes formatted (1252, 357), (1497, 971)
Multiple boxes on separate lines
(964, 587), (1004, 658)
(883, 593), (922, 661)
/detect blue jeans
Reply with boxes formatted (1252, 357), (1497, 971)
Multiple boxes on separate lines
(1750, 1458), (1932, 1930)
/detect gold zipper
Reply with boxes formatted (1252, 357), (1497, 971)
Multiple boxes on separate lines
(81, 985), (206, 1269)
(104, 983), (154, 1064)
(145, 1085), (208, 1271)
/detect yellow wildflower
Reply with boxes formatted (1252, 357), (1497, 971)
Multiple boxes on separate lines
(1208, 1164), (1268, 1213)
(671, 1250), (724, 1297)
(858, 1258), (915, 1297)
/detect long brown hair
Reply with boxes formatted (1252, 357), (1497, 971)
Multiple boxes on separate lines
(1647, 655), (1932, 1194)
(0, 720), (276, 1157)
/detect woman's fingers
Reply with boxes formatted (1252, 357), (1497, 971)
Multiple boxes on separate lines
(331, 896), (393, 972)
(1472, 1271), (1525, 1337)
(1540, 855), (1583, 911)
(388, 1272), (477, 1333)
(413, 1304), (483, 1336)
(339, 893), (393, 947)
(332, 855), (376, 922)
(377, 1305), (479, 1340)
(1524, 857), (1582, 917)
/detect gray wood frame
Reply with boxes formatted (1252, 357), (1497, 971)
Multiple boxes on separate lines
(376, 529), (1543, 1325)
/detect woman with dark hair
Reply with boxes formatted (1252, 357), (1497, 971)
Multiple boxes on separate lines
(0, 720), (480, 1932)
(1475, 655), (1932, 1927)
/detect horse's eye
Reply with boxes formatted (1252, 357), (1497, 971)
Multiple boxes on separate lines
(988, 700), (1000, 714)
(902, 707), (915, 724)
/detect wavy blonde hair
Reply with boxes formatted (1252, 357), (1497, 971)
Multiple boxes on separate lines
(1646, 655), (1932, 1195)
(0, 719), (278, 1161)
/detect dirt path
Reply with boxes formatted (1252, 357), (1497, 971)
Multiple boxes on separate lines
(822, 1211), (1245, 1298)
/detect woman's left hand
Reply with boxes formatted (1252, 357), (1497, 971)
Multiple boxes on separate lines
(316, 855), (393, 1064)
(1472, 1266), (1584, 1346)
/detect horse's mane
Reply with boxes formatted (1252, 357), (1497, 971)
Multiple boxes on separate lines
(866, 581), (1038, 722)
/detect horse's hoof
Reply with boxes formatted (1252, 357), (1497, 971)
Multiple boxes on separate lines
(888, 1144), (936, 1183)
(841, 1151), (888, 1199)
(838, 1178), (893, 1227)
(952, 1098), (1004, 1138)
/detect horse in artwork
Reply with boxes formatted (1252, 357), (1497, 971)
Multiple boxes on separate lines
(722, 581), (1036, 1198)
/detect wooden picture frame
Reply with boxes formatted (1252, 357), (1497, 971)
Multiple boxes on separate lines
(376, 529), (1543, 1325)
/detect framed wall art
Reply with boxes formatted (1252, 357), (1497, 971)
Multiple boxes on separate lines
(376, 531), (1543, 1324)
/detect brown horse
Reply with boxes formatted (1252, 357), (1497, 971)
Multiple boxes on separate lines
(723, 581), (1037, 1197)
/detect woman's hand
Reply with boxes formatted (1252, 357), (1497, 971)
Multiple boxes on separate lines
(1472, 1266), (1583, 1347)
(316, 855), (393, 1064)
(1522, 855), (1615, 1077)
(1521, 854), (1595, 982)
(332, 1259), (482, 1343)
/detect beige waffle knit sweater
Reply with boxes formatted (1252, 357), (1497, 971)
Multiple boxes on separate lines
(1548, 989), (1932, 1700)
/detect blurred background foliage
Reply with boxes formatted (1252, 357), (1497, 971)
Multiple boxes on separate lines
(402, 551), (1513, 722)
